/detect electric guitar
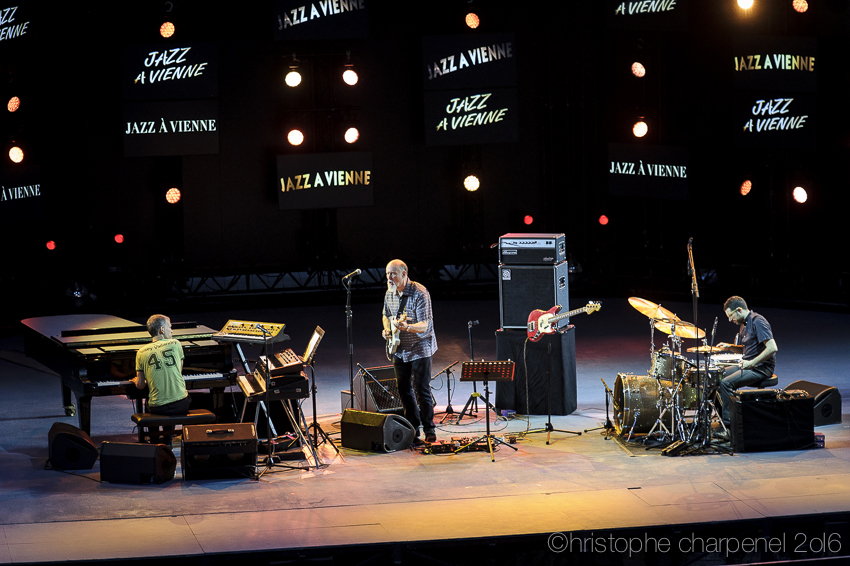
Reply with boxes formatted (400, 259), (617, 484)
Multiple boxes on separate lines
(527, 301), (602, 342)
(386, 309), (410, 357)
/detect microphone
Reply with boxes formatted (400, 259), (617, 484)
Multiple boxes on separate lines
(342, 269), (361, 281)
(688, 237), (693, 249)
(468, 320), (479, 327)
(255, 323), (270, 335)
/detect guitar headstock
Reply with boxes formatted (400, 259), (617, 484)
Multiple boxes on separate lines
(587, 301), (602, 314)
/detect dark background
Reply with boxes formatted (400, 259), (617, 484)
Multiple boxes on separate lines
(1, 0), (847, 329)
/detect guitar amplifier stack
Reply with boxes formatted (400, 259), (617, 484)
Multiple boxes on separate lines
(498, 233), (569, 330)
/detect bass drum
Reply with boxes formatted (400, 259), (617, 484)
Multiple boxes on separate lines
(613, 374), (663, 435)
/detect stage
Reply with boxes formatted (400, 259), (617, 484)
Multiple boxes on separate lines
(1, 297), (849, 565)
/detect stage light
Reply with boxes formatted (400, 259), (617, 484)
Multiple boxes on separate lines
(288, 129), (304, 146)
(9, 146), (23, 163)
(792, 0), (808, 12)
(46, 240), (56, 250)
(160, 22), (175, 38)
(633, 120), (648, 138)
(465, 13), (480, 28)
(344, 127), (359, 144)
(342, 69), (358, 86)
(738, 0), (754, 8)
(599, 215), (609, 226)
(114, 234), (124, 244)
(793, 186), (808, 203)
(523, 215), (533, 225)
(285, 70), (302, 87)
(740, 180), (752, 195)
(165, 188), (181, 204)
(7, 96), (20, 112)
(464, 175), (480, 192)
(631, 62), (646, 77)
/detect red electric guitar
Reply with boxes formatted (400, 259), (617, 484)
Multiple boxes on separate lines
(526, 301), (601, 342)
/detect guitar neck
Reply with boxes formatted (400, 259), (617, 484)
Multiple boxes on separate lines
(550, 306), (590, 324)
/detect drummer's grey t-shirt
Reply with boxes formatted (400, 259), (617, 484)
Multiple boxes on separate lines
(740, 311), (776, 373)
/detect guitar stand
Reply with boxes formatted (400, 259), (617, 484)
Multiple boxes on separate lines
(525, 334), (581, 444)
(454, 361), (517, 462)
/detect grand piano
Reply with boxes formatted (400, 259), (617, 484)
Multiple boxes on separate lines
(22, 314), (237, 435)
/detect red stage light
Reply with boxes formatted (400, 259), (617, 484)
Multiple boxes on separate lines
(166, 188), (181, 204)
(740, 180), (752, 196)
(160, 22), (175, 38)
(793, 0), (808, 12)
(599, 215), (609, 226)
(465, 13), (480, 29)
(7, 96), (20, 112)
(523, 215), (533, 225)
(114, 234), (124, 244)
(46, 240), (56, 250)
(9, 146), (23, 163)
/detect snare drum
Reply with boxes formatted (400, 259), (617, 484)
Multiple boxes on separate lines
(650, 348), (695, 380)
(711, 353), (742, 367)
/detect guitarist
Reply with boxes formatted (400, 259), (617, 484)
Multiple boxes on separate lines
(381, 259), (438, 445)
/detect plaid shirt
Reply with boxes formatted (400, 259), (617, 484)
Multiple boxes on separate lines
(384, 280), (437, 362)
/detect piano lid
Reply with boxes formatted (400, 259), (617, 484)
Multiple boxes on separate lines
(22, 314), (140, 339)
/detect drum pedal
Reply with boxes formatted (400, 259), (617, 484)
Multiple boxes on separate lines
(661, 440), (690, 456)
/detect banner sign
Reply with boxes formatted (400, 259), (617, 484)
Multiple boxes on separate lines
(123, 100), (219, 156)
(424, 88), (518, 146)
(0, 166), (41, 223)
(273, 0), (369, 40)
(733, 37), (816, 93)
(0, 3), (32, 44)
(123, 43), (218, 100)
(423, 33), (516, 90)
(607, 0), (687, 31)
(608, 143), (688, 200)
(735, 93), (815, 149)
(277, 151), (373, 210)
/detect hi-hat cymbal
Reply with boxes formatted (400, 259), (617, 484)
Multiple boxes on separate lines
(654, 319), (705, 339)
(717, 342), (743, 352)
(628, 297), (679, 321)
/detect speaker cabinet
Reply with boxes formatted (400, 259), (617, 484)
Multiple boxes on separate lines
(499, 262), (569, 329)
(730, 394), (815, 452)
(48, 422), (98, 470)
(783, 380), (842, 427)
(100, 442), (176, 484)
(340, 409), (415, 452)
(181, 423), (257, 480)
(352, 366), (403, 414)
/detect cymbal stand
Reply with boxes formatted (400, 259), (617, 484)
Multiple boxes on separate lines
(584, 378), (615, 439)
(525, 333), (581, 444)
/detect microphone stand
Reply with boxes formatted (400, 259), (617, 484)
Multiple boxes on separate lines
(432, 360), (460, 423)
(343, 275), (356, 412)
(585, 378), (615, 439)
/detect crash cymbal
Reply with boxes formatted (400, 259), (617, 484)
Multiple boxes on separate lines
(653, 319), (706, 339)
(628, 297), (679, 321)
(687, 345), (726, 353)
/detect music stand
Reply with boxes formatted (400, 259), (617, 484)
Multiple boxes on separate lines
(455, 361), (518, 462)
(303, 327), (343, 462)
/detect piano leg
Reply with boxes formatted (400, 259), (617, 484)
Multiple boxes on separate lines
(75, 394), (93, 436)
(61, 382), (76, 417)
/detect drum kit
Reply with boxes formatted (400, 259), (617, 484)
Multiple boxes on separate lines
(612, 297), (743, 445)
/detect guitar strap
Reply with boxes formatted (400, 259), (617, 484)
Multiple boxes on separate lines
(397, 292), (410, 318)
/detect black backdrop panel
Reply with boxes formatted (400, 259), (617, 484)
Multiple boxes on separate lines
(277, 152), (373, 210)
(422, 33), (517, 90)
(424, 88), (518, 147)
(495, 327), (577, 416)
(273, 0), (370, 40)
(122, 43), (219, 100)
(123, 100), (219, 156)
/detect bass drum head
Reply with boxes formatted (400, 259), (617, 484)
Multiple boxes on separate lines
(613, 374), (662, 436)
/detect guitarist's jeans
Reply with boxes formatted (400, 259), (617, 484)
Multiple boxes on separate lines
(393, 356), (435, 436)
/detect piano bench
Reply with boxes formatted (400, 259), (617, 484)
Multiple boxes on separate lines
(132, 409), (216, 444)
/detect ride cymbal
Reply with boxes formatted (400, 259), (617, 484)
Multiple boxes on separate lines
(628, 297), (679, 321)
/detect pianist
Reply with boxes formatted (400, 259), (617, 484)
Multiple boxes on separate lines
(131, 314), (190, 445)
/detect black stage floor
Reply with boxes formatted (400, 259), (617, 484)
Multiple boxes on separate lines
(1, 297), (849, 565)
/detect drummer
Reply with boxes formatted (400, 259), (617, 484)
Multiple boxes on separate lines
(716, 296), (778, 438)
